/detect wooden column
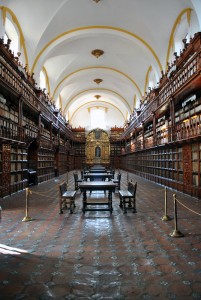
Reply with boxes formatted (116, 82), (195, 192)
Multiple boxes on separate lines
(2, 144), (11, 196)
(182, 144), (192, 195)
(152, 112), (156, 146)
(169, 97), (175, 142)
(142, 122), (145, 150)
(18, 96), (23, 140)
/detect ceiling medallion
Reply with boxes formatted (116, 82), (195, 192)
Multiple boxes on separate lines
(94, 78), (103, 84)
(94, 95), (101, 100)
(91, 49), (104, 58)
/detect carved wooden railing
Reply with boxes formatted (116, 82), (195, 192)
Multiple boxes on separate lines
(122, 32), (201, 139)
(0, 117), (25, 142)
(124, 120), (201, 154)
(0, 54), (74, 140)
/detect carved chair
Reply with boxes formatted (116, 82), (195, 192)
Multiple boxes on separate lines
(58, 181), (76, 214)
(73, 172), (83, 190)
(119, 181), (137, 214)
(112, 172), (121, 190)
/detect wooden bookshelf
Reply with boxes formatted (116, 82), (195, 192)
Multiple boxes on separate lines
(37, 147), (55, 184)
(57, 145), (68, 175)
(0, 144), (28, 197)
(10, 145), (28, 194)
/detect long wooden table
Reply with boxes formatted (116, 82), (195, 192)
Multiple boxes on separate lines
(79, 181), (116, 214)
(88, 169), (107, 173)
(83, 172), (113, 181)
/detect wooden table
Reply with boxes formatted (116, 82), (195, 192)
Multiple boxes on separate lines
(88, 169), (107, 173)
(79, 181), (116, 214)
(90, 166), (106, 171)
(83, 172), (113, 181)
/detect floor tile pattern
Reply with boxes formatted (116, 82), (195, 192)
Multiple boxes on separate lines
(0, 171), (201, 299)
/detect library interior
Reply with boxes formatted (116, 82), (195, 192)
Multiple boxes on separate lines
(0, 1), (201, 299)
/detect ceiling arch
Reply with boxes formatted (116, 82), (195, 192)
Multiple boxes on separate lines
(70, 100), (125, 122)
(2, 0), (200, 131)
(166, 8), (192, 70)
(52, 66), (143, 100)
(31, 26), (163, 76)
(63, 88), (132, 114)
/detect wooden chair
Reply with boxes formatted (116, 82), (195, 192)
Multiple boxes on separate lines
(58, 181), (76, 214)
(112, 172), (121, 190)
(73, 172), (83, 190)
(119, 181), (137, 214)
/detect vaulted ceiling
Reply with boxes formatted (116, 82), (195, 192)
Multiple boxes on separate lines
(1, 0), (201, 131)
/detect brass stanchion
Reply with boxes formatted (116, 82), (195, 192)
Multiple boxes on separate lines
(161, 187), (171, 221)
(0, 206), (2, 223)
(22, 188), (32, 222)
(170, 194), (184, 237)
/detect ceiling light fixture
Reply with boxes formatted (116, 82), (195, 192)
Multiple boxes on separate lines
(94, 95), (101, 100)
(94, 78), (103, 84)
(93, 0), (101, 3)
(91, 49), (104, 58)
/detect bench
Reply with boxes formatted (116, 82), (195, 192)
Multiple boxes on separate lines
(119, 181), (137, 214)
(58, 181), (76, 214)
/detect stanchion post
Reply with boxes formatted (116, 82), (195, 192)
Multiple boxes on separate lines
(161, 187), (171, 221)
(127, 172), (129, 183)
(0, 206), (2, 223)
(22, 188), (32, 222)
(170, 194), (184, 237)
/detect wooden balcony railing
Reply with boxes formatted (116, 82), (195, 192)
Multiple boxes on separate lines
(0, 117), (25, 142)
(122, 33), (201, 139)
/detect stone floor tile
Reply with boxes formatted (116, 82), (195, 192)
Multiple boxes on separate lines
(0, 170), (201, 299)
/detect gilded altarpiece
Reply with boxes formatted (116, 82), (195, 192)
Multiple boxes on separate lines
(86, 129), (110, 165)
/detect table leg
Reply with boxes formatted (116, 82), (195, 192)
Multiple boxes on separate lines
(82, 191), (87, 214)
(108, 190), (113, 213)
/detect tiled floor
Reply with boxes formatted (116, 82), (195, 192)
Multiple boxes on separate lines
(0, 171), (201, 300)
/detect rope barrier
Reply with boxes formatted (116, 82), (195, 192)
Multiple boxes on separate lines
(21, 187), (61, 222)
(175, 198), (201, 216)
(28, 190), (59, 199)
(170, 194), (201, 238)
(20, 176), (75, 219)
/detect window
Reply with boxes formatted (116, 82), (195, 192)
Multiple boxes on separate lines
(90, 108), (106, 129)
(4, 17), (19, 56)
(40, 70), (46, 90)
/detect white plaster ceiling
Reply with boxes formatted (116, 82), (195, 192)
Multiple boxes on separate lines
(1, 0), (201, 131)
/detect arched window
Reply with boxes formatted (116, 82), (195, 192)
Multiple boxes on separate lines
(90, 107), (106, 130)
(4, 17), (19, 56)
(40, 70), (47, 91)
(147, 68), (157, 91)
